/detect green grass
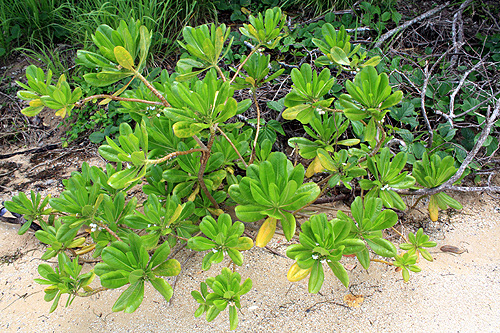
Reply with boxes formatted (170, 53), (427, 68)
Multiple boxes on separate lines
(0, 0), (217, 60)
(0, 0), (400, 61)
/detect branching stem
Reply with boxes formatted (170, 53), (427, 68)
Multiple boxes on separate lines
(229, 46), (261, 84)
(249, 90), (261, 164)
(217, 128), (248, 167)
(76, 287), (108, 297)
(76, 95), (163, 108)
(149, 148), (207, 165)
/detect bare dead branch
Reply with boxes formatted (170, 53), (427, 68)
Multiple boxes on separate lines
(449, 61), (484, 119)
(394, 97), (500, 196)
(374, 2), (450, 49)
(422, 48), (456, 133)
(450, 0), (473, 67)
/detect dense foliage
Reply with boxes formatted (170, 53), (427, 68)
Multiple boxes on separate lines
(4, 2), (500, 330)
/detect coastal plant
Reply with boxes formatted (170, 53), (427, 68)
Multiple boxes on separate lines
(4, 10), (474, 330)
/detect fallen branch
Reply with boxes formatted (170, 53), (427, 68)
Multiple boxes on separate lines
(0, 144), (59, 159)
(450, 0), (473, 67)
(394, 97), (500, 196)
(421, 48), (456, 145)
(374, 2), (450, 49)
(449, 61), (484, 119)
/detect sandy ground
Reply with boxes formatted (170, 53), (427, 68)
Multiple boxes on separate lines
(1, 184), (499, 332)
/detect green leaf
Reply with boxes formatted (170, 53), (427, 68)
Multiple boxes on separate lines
(149, 241), (171, 269)
(188, 237), (216, 251)
(366, 237), (397, 257)
(152, 259), (181, 276)
(327, 261), (349, 288)
(112, 281), (145, 313)
(150, 277), (173, 301)
(172, 121), (209, 138)
(330, 46), (350, 66)
(308, 260), (324, 293)
(229, 305), (238, 330)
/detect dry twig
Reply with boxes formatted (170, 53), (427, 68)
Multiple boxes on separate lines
(374, 3), (450, 49)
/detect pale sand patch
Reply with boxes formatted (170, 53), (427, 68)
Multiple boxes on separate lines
(1, 191), (499, 332)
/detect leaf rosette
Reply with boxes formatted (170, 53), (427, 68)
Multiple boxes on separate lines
(229, 152), (320, 246)
(286, 213), (365, 293)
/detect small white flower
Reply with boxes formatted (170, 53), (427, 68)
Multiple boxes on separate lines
(317, 107), (325, 115)
(315, 243), (319, 246)
(327, 259), (332, 263)
(381, 184), (390, 191)
(312, 254), (319, 260)
(320, 259), (327, 264)
(147, 224), (152, 228)
(212, 249), (218, 253)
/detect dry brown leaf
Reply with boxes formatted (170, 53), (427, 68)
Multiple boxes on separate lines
(344, 294), (364, 308)
(440, 245), (466, 254)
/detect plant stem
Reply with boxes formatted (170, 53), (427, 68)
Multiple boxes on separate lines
(370, 258), (394, 266)
(358, 121), (386, 164)
(408, 194), (428, 211)
(390, 226), (408, 243)
(75, 95), (164, 108)
(97, 222), (122, 242)
(133, 69), (170, 107)
(193, 135), (208, 150)
(197, 126), (220, 210)
(214, 65), (227, 82)
(149, 148), (207, 165)
(76, 286), (108, 297)
(217, 127), (248, 167)
(293, 174), (333, 215)
(229, 46), (260, 84)
(248, 90), (261, 164)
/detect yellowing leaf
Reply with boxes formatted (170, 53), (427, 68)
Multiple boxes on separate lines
(55, 107), (67, 118)
(188, 185), (200, 201)
(29, 99), (43, 107)
(428, 195), (439, 221)
(287, 262), (312, 282)
(305, 156), (324, 178)
(114, 46), (135, 70)
(167, 204), (184, 226)
(207, 208), (224, 216)
(344, 294), (364, 308)
(241, 7), (251, 15)
(74, 244), (96, 255)
(255, 217), (277, 247)
(67, 237), (86, 248)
